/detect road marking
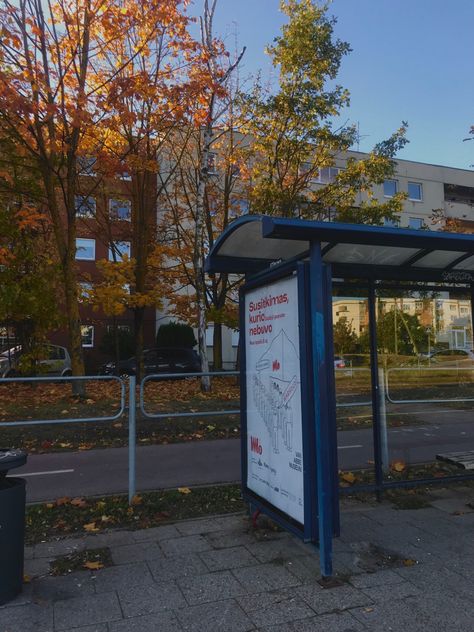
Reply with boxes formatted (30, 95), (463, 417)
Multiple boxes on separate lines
(338, 444), (363, 450)
(7, 469), (74, 478)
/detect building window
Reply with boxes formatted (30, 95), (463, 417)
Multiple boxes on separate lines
(109, 198), (131, 221)
(207, 153), (217, 174)
(231, 330), (239, 347)
(75, 238), (95, 260)
(78, 156), (96, 176)
(75, 195), (96, 218)
(205, 325), (214, 347)
(81, 325), (94, 347)
(106, 324), (131, 333)
(383, 180), (398, 197)
(383, 217), (399, 228)
(79, 282), (93, 302)
(316, 167), (340, 184)
(408, 217), (424, 230)
(231, 197), (250, 216)
(108, 241), (131, 262)
(408, 181), (423, 201)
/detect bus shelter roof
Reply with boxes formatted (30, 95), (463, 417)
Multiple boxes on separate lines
(205, 215), (474, 282)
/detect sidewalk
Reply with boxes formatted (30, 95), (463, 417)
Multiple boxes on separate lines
(3, 485), (474, 632)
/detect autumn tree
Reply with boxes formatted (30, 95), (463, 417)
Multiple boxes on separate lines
(0, 139), (62, 358)
(0, 0), (215, 384)
(159, 0), (245, 375)
(161, 120), (245, 370)
(239, 0), (408, 223)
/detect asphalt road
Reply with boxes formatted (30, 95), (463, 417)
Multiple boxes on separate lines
(10, 406), (473, 503)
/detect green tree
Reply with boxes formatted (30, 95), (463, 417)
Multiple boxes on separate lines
(377, 309), (427, 356)
(333, 317), (359, 355)
(240, 0), (408, 223)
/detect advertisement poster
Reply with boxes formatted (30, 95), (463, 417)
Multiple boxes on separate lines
(244, 274), (304, 524)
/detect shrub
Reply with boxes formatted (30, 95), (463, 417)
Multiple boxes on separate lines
(156, 321), (196, 349)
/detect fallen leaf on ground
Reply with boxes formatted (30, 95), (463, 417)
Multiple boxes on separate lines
(178, 487), (192, 495)
(70, 498), (87, 508)
(391, 460), (406, 473)
(340, 472), (356, 484)
(130, 495), (142, 506)
(403, 558), (417, 567)
(83, 561), (104, 570)
(83, 522), (99, 532)
(55, 497), (70, 507)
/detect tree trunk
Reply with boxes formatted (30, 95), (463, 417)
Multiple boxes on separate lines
(134, 307), (145, 382)
(212, 322), (223, 370)
(194, 126), (212, 392)
(63, 256), (86, 396)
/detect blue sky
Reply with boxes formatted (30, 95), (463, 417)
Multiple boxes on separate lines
(190, 0), (474, 170)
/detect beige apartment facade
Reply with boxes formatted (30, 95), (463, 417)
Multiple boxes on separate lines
(158, 151), (474, 369)
(335, 151), (474, 230)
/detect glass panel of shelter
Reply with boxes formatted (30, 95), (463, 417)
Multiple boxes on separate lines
(332, 278), (473, 489)
(332, 284), (375, 485)
(375, 287), (474, 482)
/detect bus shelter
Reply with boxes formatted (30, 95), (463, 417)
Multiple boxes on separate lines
(206, 215), (474, 578)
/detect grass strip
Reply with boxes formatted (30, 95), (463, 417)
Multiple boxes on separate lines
(26, 484), (244, 545)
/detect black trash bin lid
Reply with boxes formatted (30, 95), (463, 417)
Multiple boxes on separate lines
(0, 450), (27, 473)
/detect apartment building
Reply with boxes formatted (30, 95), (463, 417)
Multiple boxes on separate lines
(331, 151), (474, 231)
(48, 165), (157, 372)
(203, 152), (474, 367)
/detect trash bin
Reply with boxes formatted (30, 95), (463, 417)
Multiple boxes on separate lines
(0, 449), (27, 605)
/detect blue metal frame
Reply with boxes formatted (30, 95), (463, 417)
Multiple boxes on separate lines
(240, 263), (319, 543)
(308, 243), (338, 577)
(206, 215), (474, 282)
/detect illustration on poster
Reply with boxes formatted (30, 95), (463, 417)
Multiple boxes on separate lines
(252, 329), (300, 454)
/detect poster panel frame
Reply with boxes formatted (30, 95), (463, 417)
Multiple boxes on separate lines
(240, 261), (316, 542)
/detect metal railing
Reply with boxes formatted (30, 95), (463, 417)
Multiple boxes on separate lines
(385, 366), (474, 404)
(2, 367), (473, 504)
(0, 375), (126, 426)
(139, 370), (240, 419)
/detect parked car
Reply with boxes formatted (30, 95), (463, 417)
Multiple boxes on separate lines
(100, 347), (202, 377)
(421, 349), (474, 366)
(0, 344), (72, 377)
(334, 355), (346, 369)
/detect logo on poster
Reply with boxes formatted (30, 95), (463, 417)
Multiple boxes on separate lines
(250, 436), (263, 455)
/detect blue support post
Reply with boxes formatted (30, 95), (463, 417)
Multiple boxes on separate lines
(128, 376), (137, 504)
(368, 281), (384, 499)
(309, 242), (334, 578)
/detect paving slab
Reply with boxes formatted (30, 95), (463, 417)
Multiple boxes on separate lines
(177, 569), (248, 605)
(159, 534), (212, 557)
(116, 581), (187, 618)
(53, 591), (122, 630)
(0, 603), (53, 632)
(236, 589), (315, 627)
(108, 612), (183, 632)
(259, 611), (366, 632)
(110, 541), (163, 565)
(199, 546), (258, 571)
(175, 599), (254, 632)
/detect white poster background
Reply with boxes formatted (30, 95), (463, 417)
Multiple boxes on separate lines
(245, 274), (304, 524)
